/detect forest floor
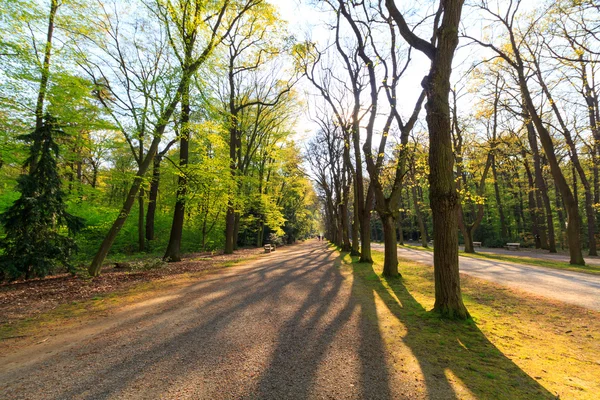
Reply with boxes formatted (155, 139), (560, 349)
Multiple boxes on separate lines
(0, 247), (264, 336)
(381, 244), (600, 311)
(0, 240), (598, 399)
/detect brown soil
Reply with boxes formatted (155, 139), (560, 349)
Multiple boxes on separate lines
(0, 247), (263, 327)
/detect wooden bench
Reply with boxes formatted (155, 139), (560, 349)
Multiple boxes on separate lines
(504, 243), (520, 251)
(264, 244), (276, 253)
(473, 241), (482, 248)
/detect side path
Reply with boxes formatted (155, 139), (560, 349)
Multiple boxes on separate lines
(0, 241), (417, 399)
(373, 244), (600, 311)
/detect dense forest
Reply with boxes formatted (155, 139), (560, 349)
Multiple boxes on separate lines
(1, 0), (599, 318)
(0, 0), (320, 280)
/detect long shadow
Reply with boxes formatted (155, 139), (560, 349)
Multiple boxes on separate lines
(252, 247), (393, 399)
(3, 243), (556, 399)
(351, 259), (556, 399)
(1, 245), (344, 399)
(3, 243), (393, 399)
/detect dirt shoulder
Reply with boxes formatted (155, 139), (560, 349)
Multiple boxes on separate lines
(0, 246), (267, 342)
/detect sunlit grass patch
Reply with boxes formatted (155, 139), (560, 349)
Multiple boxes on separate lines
(341, 248), (599, 399)
(399, 243), (600, 275)
(459, 251), (600, 275)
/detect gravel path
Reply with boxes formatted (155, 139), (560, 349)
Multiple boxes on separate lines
(0, 241), (422, 400)
(375, 244), (600, 311)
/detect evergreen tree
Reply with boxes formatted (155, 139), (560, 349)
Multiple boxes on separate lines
(0, 114), (84, 280)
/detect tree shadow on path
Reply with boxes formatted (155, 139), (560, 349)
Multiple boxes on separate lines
(351, 258), (557, 399)
(251, 245), (397, 399)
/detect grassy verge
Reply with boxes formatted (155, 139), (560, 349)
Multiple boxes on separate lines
(399, 243), (600, 275)
(399, 243), (433, 252)
(458, 251), (600, 275)
(341, 249), (599, 399)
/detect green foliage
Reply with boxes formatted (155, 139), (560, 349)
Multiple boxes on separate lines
(0, 115), (84, 280)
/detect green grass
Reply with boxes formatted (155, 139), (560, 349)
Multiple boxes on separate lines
(338, 248), (600, 399)
(399, 243), (600, 275)
(458, 251), (600, 275)
(399, 243), (433, 252)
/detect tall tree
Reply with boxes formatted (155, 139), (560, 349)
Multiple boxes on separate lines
(86, 0), (262, 276)
(336, 0), (425, 276)
(0, 115), (83, 280)
(468, 0), (585, 265)
(386, 0), (470, 318)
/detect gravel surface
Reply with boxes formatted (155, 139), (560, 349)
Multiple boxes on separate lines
(0, 241), (423, 400)
(375, 244), (600, 311)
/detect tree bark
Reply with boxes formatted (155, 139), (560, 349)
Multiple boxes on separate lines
(145, 155), (162, 241)
(411, 179), (428, 248)
(491, 156), (508, 240)
(526, 118), (554, 251)
(163, 79), (191, 262)
(382, 213), (400, 277)
(387, 0), (469, 318)
(359, 184), (373, 263)
(351, 196), (360, 255)
(138, 188), (145, 252)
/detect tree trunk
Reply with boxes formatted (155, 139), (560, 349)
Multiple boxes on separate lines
(536, 59), (596, 256)
(526, 119), (552, 250)
(256, 221), (264, 247)
(411, 181), (428, 247)
(428, 65), (468, 311)
(351, 195), (360, 255)
(541, 175), (557, 253)
(511, 36), (584, 265)
(581, 61), (600, 232)
(233, 213), (241, 250)
(88, 158), (154, 276)
(386, 0), (469, 318)
(340, 203), (351, 251)
(382, 213), (400, 277)
(397, 215), (404, 245)
(359, 185), (373, 263)
(31, 0), (59, 173)
(145, 155), (161, 241)
(138, 188), (145, 252)
(225, 206), (235, 254)
(463, 226), (474, 254)
(491, 157), (507, 240)
(163, 79), (191, 262)
(524, 159), (541, 248)
(555, 182), (566, 249)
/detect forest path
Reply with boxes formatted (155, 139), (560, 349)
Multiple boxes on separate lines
(374, 244), (600, 311)
(0, 241), (426, 400)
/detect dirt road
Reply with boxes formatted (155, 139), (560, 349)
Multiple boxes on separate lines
(373, 244), (600, 311)
(1, 241), (423, 399)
